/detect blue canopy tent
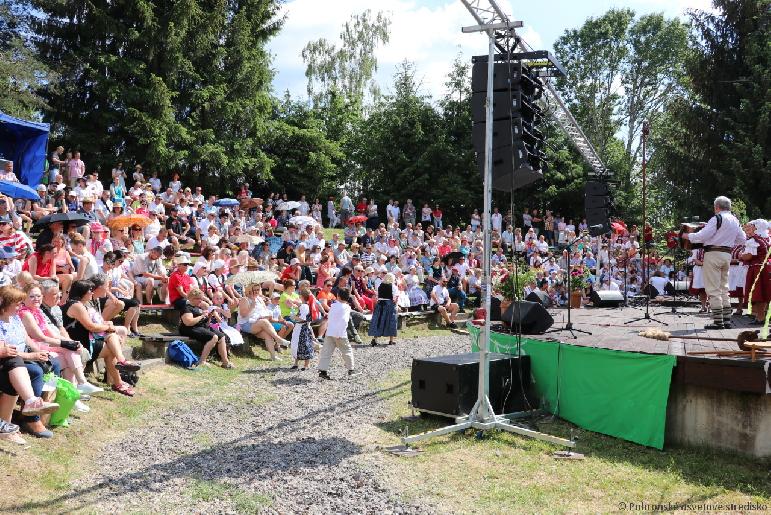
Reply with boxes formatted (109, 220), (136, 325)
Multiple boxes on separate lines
(0, 111), (50, 187)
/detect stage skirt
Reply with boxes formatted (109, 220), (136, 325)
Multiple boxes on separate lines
(729, 264), (747, 298)
(743, 263), (771, 304)
(368, 299), (397, 337)
(689, 266), (705, 295)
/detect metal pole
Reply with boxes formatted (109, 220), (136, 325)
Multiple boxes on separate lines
(478, 31), (495, 423)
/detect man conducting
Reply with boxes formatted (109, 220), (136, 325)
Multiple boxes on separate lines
(684, 196), (746, 329)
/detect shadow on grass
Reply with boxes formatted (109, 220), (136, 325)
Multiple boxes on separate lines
(6, 379), (411, 514)
(375, 371), (771, 502)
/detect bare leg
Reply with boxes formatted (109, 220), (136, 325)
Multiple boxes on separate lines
(199, 335), (217, 364)
(0, 394), (17, 423)
(216, 337), (230, 365)
(8, 367), (35, 400)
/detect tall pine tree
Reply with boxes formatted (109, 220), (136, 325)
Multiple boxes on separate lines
(32, 0), (281, 189)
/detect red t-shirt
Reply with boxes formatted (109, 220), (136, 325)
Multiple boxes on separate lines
(168, 269), (194, 304)
(433, 209), (442, 219)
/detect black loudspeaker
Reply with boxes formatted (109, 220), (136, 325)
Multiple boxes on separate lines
(501, 300), (554, 334)
(526, 290), (552, 308)
(584, 180), (611, 236)
(411, 352), (534, 417)
(471, 62), (514, 93)
(489, 296), (502, 321)
(589, 290), (625, 307)
(476, 146), (545, 192)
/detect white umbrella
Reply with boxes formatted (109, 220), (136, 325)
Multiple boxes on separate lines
(288, 215), (319, 228)
(276, 201), (300, 211)
(236, 235), (264, 245)
(226, 270), (277, 286)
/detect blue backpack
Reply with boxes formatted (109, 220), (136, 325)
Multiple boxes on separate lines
(167, 340), (199, 369)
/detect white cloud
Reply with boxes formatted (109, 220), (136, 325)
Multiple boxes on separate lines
(268, 0), (544, 101)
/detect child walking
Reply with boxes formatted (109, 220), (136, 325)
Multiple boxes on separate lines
(318, 288), (359, 380)
(290, 290), (315, 370)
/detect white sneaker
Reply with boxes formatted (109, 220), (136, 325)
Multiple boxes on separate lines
(77, 382), (104, 395)
(74, 400), (90, 413)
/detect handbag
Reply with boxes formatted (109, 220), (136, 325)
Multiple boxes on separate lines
(60, 340), (80, 352)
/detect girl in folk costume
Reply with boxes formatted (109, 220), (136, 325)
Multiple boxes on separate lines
(688, 248), (708, 313)
(728, 242), (749, 315)
(741, 219), (771, 325)
(289, 289), (316, 370)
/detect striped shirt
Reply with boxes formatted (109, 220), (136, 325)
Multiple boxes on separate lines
(0, 231), (31, 256)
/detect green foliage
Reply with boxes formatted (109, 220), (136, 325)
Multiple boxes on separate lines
(651, 0), (770, 219)
(0, 1), (55, 119)
(302, 10), (391, 108)
(31, 0), (282, 187)
(494, 263), (536, 301)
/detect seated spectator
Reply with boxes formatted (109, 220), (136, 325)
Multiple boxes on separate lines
(63, 280), (140, 397)
(430, 277), (459, 329)
(237, 283), (290, 360)
(131, 246), (168, 304)
(0, 285), (61, 439)
(102, 252), (141, 336)
(178, 288), (233, 369)
(168, 254), (195, 310)
(23, 243), (57, 284)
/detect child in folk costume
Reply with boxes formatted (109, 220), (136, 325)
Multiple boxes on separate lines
(740, 219), (771, 325)
(290, 289), (316, 370)
(369, 273), (398, 346)
(729, 242), (749, 315)
(688, 248), (708, 313)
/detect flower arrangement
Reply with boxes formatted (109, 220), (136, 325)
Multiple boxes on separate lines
(493, 264), (537, 301)
(569, 265), (591, 292)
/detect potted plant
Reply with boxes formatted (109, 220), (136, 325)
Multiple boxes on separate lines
(493, 263), (537, 313)
(568, 265), (590, 308)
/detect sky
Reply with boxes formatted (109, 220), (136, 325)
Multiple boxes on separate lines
(267, 0), (716, 101)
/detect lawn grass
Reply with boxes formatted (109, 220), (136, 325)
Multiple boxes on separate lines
(187, 477), (273, 511)
(323, 227), (343, 241)
(373, 369), (771, 514)
(0, 351), (279, 514)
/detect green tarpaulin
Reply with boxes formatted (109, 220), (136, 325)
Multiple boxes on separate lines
(468, 326), (676, 449)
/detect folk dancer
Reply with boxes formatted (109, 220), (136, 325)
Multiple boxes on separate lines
(728, 241), (748, 315)
(687, 248), (707, 313)
(683, 196), (746, 329)
(740, 219), (770, 326)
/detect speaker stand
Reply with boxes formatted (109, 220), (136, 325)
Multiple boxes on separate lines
(402, 29), (572, 452)
(545, 237), (592, 339)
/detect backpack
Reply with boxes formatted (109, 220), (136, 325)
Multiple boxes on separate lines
(167, 340), (199, 369)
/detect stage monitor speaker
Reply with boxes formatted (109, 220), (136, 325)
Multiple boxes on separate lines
(526, 290), (552, 308)
(589, 290), (625, 307)
(411, 352), (535, 417)
(501, 300), (554, 334)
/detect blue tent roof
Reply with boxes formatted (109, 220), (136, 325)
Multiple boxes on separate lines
(0, 111), (50, 187)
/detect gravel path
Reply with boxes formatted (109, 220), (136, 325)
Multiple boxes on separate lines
(62, 334), (469, 514)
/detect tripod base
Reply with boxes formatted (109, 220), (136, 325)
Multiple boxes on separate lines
(545, 322), (592, 339)
(625, 311), (668, 326)
(402, 396), (574, 448)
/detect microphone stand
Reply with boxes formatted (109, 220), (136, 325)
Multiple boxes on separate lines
(545, 235), (592, 339)
(625, 120), (667, 326)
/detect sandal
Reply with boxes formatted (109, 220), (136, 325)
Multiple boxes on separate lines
(0, 432), (27, 445)
(221, 363), (235, 369)
(116, 360), (141, 372)
(112, 383), (135, 397)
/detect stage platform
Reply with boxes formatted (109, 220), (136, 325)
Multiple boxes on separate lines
(539, 303), (760, 356)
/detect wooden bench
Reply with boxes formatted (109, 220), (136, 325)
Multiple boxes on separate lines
(140, 304), (180, 326)
(138, 332), (265, 360)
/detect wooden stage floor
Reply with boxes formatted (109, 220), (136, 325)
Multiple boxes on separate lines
(527, 302), (765, 357)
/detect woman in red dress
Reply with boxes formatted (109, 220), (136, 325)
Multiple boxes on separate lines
(741, 220), (770, 325)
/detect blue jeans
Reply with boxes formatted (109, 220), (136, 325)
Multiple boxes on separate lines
(448, 287), (467, 310)
(433, 218), (443, 229)
(23, 359), (61, 423)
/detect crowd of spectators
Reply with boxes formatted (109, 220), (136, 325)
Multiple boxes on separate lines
(0, 149), (739, 444)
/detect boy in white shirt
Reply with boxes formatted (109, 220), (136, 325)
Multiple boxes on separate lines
(318, 289), (358, 379)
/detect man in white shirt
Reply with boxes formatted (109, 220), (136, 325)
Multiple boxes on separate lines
(649, 271), (669, 296)
(684, 195), (746, 329)
(491, 207), (502, 233)
(131, 247), (168, 303)
(149, 196), (166, 217)
(318, 289), (357, 379)
(431, 278), (459, 328)
(147, 228), (172, 251)
(86, 173), (103, 197)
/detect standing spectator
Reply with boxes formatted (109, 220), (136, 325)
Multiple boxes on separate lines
(340, 192), (354, 227)
(111, 162), (127, 190)
(132, 164), (145, 184)
(149, 171), (162, 193)
(366, 198), (379, 230)
(67, 151), (85, 188)
(326, 196), (338, 228)
(49, 146), (65, 183)
(491, 207), (502, 234)
(403, 199), (416, 227)
(522, 208), (532, 230)
(368, 273), (397, 346)
(0, 162), (17, 182)
(169, 172), (182, 193)
(432, 205), (443, 229)
(421, 203), (433, 230)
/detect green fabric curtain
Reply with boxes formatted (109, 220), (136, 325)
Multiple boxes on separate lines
(469, 326), (676, 449)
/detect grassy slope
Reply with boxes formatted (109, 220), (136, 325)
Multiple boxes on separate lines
(372, 369), (771, 514)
